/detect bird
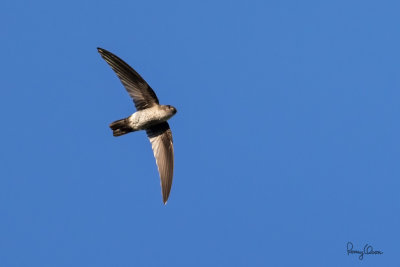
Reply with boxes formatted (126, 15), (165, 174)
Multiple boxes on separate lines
(97, 47), (177, 204)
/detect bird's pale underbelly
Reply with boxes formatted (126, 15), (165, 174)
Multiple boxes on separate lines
(128, 107), (169, 130)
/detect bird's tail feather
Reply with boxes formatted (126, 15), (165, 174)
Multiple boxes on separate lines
(109, 118), (134, 137)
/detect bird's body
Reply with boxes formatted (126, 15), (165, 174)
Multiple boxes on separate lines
(97, 47), (177, 204)
(128, 105), (176, 131)
(109, 105), (177, 136)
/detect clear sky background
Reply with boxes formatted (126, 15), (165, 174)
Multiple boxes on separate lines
(1, 0), (399, 266)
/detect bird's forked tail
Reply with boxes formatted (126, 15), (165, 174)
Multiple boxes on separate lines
(109, 118), (134, 137)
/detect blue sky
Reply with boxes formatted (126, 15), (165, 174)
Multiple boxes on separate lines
(1, 0), (399, 266)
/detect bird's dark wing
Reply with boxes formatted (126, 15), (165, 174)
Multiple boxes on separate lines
(97, 47), (159, 110)
(146, 122), (174, 204)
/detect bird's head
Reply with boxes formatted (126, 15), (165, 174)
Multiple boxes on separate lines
(166, 105), (177, 115)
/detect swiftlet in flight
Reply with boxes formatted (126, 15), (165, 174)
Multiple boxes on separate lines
(97, 47), (177, 204)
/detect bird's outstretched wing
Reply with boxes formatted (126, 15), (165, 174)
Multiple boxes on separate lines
(146, 122), (174, 204)
(97, 47), (159, 110)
